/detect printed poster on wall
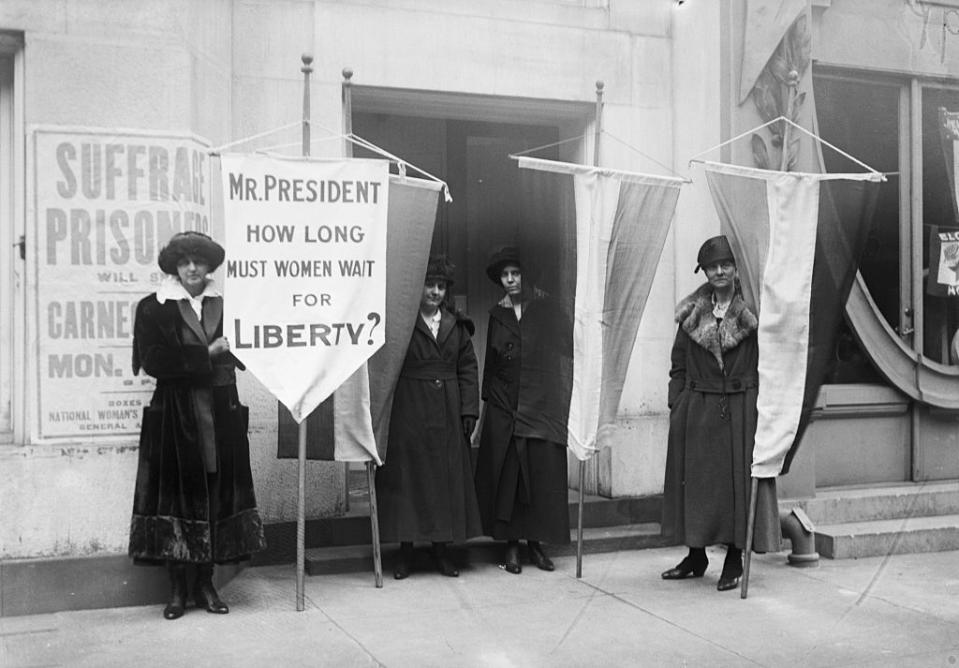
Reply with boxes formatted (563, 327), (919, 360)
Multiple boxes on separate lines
(928, 226), (959, 296)
(32, 127), (211, 438)
(219, 154), (390, 422)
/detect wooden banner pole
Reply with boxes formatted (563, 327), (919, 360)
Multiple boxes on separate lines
(295, 53), (313, 612)
(576, 80), (604, 579)
(741, 477), (759, 599)
(366, 461), (384, 588)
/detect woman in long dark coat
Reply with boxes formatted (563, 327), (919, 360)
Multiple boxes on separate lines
(661, 235), (779, 592)
(129, 231), (266, 619)
(474, 247), (571, 575)
(375, 256), (482, 579)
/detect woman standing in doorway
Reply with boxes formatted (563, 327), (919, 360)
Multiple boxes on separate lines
(661, 235), (779, 592)
(376, 255), (482, 579)
(129, 231), (266, 619)
(475, 246), (571, 574)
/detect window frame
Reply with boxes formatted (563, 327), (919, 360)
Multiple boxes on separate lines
(0, 33), (24, 445)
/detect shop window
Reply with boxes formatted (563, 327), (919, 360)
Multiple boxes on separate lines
(813, 74), (898, 382)
(815, 70), (959, 376)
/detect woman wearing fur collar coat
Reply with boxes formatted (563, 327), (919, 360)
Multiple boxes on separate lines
(661, 235), (780, 592)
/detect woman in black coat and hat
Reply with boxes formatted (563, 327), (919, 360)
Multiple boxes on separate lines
(661, 235), (779, 592)
(129, 231), (266, 619)
(375, 255), (482, 579)
(474, 247), (571, 574)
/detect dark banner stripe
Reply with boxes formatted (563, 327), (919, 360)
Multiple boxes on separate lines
(276, 395), (335, 460)
(513, 167), (576, 444)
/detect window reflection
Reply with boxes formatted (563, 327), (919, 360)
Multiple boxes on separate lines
(813, 74), (900, 380)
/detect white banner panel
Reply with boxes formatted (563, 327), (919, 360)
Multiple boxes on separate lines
(32, 127), (211, 439)
(220, 154), (390, 422)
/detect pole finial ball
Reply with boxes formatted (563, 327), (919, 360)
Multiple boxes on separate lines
(301, 54), (314, 65)
(595, 80), (605, 91)
(342, 68), (354, 81)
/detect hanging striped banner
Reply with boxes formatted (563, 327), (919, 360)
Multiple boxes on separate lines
(516, 157), (683, 460)
(703, 161), (881, 477)
(276, 175), (443, 463)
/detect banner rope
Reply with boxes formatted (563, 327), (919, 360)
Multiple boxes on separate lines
(688, 115), (885, 177)
(510, 134), (589, 158)
(347, 133), (453, 203)
(602, 130), (692, 182)
(208, 121), (303, 155)
(510, 131), (691, 182)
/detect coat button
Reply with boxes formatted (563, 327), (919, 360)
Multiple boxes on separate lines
(506, 342), (514, 350)
(433, 379), (443, 388)
(505, 354), (512, 361)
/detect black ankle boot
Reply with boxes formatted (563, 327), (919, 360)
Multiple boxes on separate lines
(432, 542), (459, 577)
(661, 547), (708, 580)
(163, 562), (187, 620)
(394, 542), (413, 580)
(194, 563), (229, 613)
(527, 541), (554, 572)
(717, 546), (743, 591)
(502, 540), (521, 574)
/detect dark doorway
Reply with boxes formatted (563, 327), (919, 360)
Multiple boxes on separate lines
(352, 113), (563, 369)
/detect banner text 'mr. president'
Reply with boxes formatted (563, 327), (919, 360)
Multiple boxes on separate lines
(229, 172), (382, 204)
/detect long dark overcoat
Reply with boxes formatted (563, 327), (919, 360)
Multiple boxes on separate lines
(375, 309), (482, 543)
(128, 294), (266, 564)
(474, 295), (571, 544)
(662, 283), (780, 552)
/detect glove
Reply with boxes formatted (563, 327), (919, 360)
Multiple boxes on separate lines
(462, 416), (476, 442)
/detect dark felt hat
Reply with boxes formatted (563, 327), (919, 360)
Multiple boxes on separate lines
(425, 254), (456, 285)
(485, 246), (522, 285)
(158, 231), (225, 275)
(694, 235), (735, 273)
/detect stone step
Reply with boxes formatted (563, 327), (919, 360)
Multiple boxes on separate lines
(815, 514), (959, 559)
(795, 481), (959, 525)
(254, 492), (662, 567)
(305, 522), (672, 576)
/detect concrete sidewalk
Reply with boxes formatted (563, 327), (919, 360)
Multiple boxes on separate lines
(2, 546), (958, 667)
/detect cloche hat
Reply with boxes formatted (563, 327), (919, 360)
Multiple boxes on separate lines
(694, 235), (736, 273)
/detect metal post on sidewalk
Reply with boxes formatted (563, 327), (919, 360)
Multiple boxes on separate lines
(295, 53), (313, 613)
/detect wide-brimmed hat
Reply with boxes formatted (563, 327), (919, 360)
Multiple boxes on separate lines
(425, 254), (456, 286)
(158, 231), (225, 275)
(485, 246), (522, 285)
(694, 235), (736, 273)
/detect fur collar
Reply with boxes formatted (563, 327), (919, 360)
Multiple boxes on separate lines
(675, 283), (757, 369)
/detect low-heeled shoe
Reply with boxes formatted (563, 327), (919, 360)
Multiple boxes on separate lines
(661, 557), (708, 580)
(502, 546), (522, 574)
(194, 585), (229, 614)
(717, 574), (741, 591)
(529, 547), (555, 572)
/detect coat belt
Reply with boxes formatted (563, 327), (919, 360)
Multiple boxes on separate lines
(400, 359), (457, 380)
(685, 375), (757, 394)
